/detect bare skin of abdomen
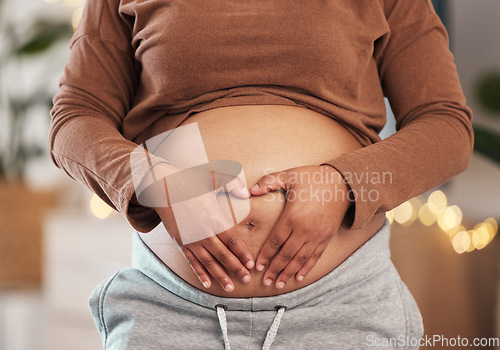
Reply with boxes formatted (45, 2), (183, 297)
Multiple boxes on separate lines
(140, 105), (386, 297)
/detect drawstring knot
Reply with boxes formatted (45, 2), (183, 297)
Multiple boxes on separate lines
(215, 304), (287, 350)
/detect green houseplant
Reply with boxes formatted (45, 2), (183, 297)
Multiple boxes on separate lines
(0, 5), (74, 180)
(473, 70), (500, 165)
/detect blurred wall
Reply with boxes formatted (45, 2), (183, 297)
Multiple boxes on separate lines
(452, 0), (500, 131)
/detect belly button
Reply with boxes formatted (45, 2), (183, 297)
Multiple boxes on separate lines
(246, 221), (256, 231)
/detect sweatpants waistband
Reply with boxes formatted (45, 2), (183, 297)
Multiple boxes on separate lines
(131, 219), (392, 312)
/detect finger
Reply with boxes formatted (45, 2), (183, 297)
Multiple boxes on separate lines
(189, 245), (236, 293)
(181, 247), (211, 288)
(207, 203), (255, 270)
(249, 171), (289, 196)
(224, 176), (250, 199)
(295, 242), (329, 281)
(202, 237), (252, 284)
(261, 236), (305, 288)
(255, 214), (293, 272)
(274, 243), (314, 289)
(217, 227), (255, 270)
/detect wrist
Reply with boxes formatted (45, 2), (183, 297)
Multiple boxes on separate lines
(320, 164), (354, 225)
(320, 164), (349, 194)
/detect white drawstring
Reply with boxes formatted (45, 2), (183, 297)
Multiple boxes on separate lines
(262, 306), (286, 350)
(216, 305), (231, 350)
(215, 304), (287, 350)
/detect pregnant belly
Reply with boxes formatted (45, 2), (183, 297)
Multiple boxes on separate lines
(140, 105), (386, 297)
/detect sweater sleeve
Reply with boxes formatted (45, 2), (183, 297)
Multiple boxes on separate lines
(322, 0), (474, 230)
(49, 0), (167, 232)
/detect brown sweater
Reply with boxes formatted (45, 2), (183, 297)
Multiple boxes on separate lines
(49, 0), (473, 232)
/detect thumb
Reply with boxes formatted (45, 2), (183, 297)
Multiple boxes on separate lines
(250, 171), (289, 196)
(224, 176), (251, 199)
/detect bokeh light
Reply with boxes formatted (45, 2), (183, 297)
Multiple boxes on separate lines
(89, 194), (113, 219)
(472, 225), (490, 250)
(427, 190), (447, 214)
(465, 230), (476, 253)
(452, 230), (471, 254)
(392, 201), (413, 225)
(437, 205), (462, 232)
(446, 225), (466, 239)
(418, 203), (437, 226)
(386, 210), (394, 225)
(482, 223), (496, 241)
(484, 217), (498, 237)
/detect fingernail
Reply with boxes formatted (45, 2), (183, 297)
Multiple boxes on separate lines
(242, 187), (250, 196)
(250, 184), (259, 192)
(242, 275), (251, 284)
(224, 284), (234, 292)
(276, 281), (285, 289)
(296, 275), (304, 281)
(246, 260), (255, 269)
(263, 278), (272, 286)
(256, 264), (265, 272)
(202, 281), (210, 288)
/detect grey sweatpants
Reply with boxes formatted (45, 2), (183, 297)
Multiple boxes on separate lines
(89, 220), (423, 349)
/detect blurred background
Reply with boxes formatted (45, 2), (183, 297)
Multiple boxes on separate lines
(0, 0), (499, 349)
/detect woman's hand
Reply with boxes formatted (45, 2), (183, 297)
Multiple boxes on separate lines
(141, 163), (255, 293)
(250, 165), (352, 289)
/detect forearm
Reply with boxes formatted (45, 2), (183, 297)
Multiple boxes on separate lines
(49, 110), (169, 232)
(323, 110), (473, 230)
